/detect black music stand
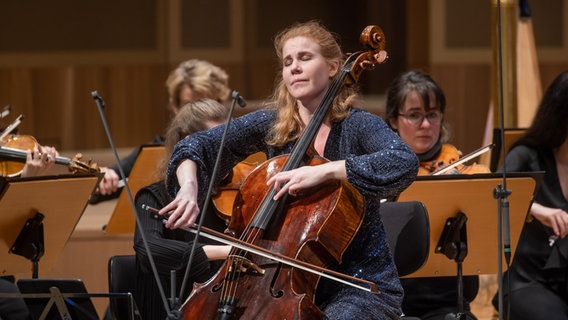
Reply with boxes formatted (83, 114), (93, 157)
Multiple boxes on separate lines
(0, 173), (100, 278)
(16, 278), (99, 320)
(0, 277), (137, 320)
(396, 172), (541, 318)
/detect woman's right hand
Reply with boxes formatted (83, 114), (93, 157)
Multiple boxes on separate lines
(531, 202), (568, 239)
(160, 159), (201, 229)
(97, 166), (120, 195)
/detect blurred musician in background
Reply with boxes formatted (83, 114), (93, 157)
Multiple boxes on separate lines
(491, 70), (568, 320)
(91, 59), (231, 203)
(385, 70), (487, 320)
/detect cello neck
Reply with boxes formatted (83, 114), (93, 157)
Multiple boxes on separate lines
(285, 68), (350, 170)
(247, 68), (352, 229)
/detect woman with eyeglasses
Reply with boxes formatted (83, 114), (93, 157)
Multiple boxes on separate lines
(385, 70), (489, 320)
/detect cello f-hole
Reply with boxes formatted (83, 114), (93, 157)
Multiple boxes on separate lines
(212, 281), (225, 292)
(269, 263), (285, 298)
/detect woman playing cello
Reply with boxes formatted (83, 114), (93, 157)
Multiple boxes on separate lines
(160, 21), (418, 319)
(385, 70), (489, 320)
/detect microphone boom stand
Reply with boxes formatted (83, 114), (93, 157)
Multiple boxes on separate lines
(91, 91), (173, 319)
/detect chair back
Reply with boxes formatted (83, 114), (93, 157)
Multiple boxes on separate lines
(108, 254), (139, 320)
(381, 201), (430, 277)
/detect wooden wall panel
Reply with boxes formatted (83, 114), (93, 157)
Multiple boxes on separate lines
(0, 1), (158, 52)
(0, 65), (169, 150)
(0, 0), (565, 154)
(430, 65), (492, 154)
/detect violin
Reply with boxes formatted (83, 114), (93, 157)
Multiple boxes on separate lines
(212, 152), (266, 224)
(180, 25), (387, 319)
(419, 144), (491, 176)
(0, 134), (99, 177)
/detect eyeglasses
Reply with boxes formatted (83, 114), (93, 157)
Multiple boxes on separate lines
(398, 110), (442, 126)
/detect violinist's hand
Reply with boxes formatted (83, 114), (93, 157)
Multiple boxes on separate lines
(97, 167), (120, 195)
(21, 146), (57, 177)
(267, 160), (347, 201)
(160, 159), (201, 229)
(531, 202), (568, 239)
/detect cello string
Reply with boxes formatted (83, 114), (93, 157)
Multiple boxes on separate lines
(238, 61), (348, 246)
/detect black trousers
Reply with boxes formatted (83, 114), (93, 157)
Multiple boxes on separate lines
(493, 284), (568, 320)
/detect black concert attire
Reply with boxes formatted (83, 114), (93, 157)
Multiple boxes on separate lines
(492, 145), (568, 319)
(133, 181), (226, 319)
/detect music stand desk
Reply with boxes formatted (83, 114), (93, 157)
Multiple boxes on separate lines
(0, 173), (100, 277)
(396, 172), (540, 278)
(105, 145), (164, 234)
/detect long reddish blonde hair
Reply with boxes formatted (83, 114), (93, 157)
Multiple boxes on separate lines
(266, 21), (359, 147)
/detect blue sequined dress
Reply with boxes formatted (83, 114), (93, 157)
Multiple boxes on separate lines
(167, 108), (419, 319)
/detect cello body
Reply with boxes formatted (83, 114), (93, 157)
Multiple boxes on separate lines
(180, 155), (364, 319)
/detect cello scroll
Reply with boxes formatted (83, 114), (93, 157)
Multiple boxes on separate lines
(346, 25), (388, 85)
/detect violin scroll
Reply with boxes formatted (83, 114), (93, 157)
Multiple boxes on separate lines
(70, 153), (100, 174)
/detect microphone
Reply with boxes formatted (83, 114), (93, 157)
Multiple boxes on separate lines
(231, 90), (247, 108)
(494, 185), (512, 265)
(91, 91), (105, 109)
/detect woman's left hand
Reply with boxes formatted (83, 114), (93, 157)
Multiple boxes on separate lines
(266, 160), (346, 200)
(21, 145), (57, 177)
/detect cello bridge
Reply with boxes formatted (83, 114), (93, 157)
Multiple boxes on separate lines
(228, 254), (265, 275)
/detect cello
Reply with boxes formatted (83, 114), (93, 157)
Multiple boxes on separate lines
(180, 25), (388, 319)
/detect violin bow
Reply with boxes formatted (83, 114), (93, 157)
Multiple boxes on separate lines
(432, 143), (494, 176)
(0, 114), (23, 141)
(0, 105), (11, 119)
